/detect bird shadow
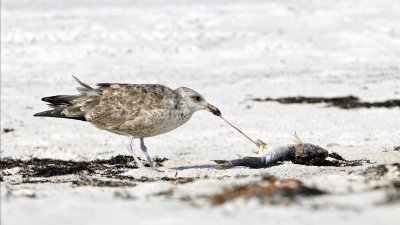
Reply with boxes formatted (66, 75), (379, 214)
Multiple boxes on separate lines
(171, 164), (217, 170)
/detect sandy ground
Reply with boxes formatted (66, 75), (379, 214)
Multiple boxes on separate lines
(1, 0), (400, 224)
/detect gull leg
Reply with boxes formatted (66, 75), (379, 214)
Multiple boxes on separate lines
(127, 137), (144, 168)
(140, 138), (163, 172)
(140, 138), (154, 167)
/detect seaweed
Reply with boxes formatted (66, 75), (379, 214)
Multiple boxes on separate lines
(0, 155), (167, 178)
(250, 96), (400, 109)
(210, 178), (325, 205)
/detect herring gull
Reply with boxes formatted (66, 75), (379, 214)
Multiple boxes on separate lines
(34, 76), (221, 171)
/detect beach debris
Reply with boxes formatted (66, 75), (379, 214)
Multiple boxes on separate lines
(2, 128), (15, 133)
(215, 134), (369, 169)
(379, 179), (400, 205)
(1, 156), (203, 186)
(0, 155), (168, 178)
(351, 163), (400, 180)
(114, 190), (137, 200)
(249, 95), (400, 109)
(210, 175), (325, 206)
(72, 177), (137, 187)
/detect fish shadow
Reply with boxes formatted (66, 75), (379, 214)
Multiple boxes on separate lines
(171, 164), (217, 170)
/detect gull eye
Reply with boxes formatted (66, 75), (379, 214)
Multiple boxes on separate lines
(192, 96), (202, 102)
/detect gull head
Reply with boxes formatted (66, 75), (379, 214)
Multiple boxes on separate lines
(175, 87), (221, 116)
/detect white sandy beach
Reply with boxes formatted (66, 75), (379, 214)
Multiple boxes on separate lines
(1, 0), (400, 224)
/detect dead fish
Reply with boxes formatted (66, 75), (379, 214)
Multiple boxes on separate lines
(215, 134), (331, 169)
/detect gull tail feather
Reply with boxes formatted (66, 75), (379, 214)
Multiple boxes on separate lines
(41, 95), (79, 107)
(34, 108), (86, 121)
(34, 76), (95, 121)
(72, 76), (99, 96)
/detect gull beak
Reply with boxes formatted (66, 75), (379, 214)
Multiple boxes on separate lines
(207, 104), (221, 116)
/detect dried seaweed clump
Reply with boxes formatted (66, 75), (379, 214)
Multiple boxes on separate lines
(210, 176), (325, 206)
(1, 155), (168, 178)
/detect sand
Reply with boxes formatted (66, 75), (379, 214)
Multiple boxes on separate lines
(1, 0), (400, 224)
